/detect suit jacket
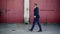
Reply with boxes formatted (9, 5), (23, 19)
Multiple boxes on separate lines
(34, 7), (40, 18)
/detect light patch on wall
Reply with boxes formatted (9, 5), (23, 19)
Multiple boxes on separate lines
(24, 0), (30, 23)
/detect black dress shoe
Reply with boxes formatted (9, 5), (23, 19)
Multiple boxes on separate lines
(38, 30), (42, 32)
(29, 29), (33, 31)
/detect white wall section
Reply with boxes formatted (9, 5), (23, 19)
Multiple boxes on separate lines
(24, 0), (30, 23)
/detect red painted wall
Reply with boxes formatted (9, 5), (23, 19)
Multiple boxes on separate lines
(30, 0), (60, 23)
(0, 0), (1, 22)
(0, 0), (24, 23)
(0, 0), (60, 23)
(59, 0), (60, 23)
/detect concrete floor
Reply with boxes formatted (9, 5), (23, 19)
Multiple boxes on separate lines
(0, 23), (60, 34)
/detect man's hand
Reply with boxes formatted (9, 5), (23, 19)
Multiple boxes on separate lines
(34, 16), (36, 18)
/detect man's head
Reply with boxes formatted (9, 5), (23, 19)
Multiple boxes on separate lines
(34, 3), (37, 8)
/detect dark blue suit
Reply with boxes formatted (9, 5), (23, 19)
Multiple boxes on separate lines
(31, 7), (42, 31)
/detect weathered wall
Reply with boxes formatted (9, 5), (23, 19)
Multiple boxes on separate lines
(30, 0), (60, 23)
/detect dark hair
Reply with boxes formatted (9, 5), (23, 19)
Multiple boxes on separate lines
(34, 3), (37, 5)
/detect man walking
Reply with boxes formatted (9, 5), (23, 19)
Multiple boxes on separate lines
(29, 3), (42, 32)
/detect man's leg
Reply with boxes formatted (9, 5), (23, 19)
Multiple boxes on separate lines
(29, 18), (36, 31)
(36, 18), (42, 32)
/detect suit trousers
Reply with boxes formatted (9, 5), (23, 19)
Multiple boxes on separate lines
(31, 17), (42, 30)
